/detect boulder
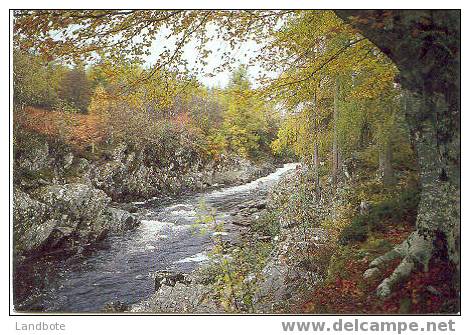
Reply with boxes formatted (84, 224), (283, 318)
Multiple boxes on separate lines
(110, 142), (128, 162)
(14, 187), (87, 257)
(16, 140), (50, 173)
(21, 219), (59, 253)
(62, 152), (74, 170)
(104, 207), (140, 231)
(14, 183), (141, 260)
(13, 188), (48, 255)
(132, 282), (222, 313)
(154, 271), (191, 292)
(15, 184), (141, 258)
(92, 161), (126, 190)
(35, 183), (111, 221)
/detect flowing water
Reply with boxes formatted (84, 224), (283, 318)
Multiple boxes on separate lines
(14, 163), (298, 312)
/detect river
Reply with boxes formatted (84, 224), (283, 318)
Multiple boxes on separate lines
(14, 163), (298, 312)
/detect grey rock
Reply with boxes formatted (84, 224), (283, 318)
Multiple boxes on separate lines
(131, 282), (222, 313)
(104, 207), (140, 231)
(14, 184), (139, 259)
(17, 141), (50, 173)
(35, 183), (111, 221)
(359, 201), (370, 215)
(154, 271), (191, 292)
(110, 142), (127, 162)
(13, 188), (48, 254)
(22, 219), (58, 252)
(76, 158), (90, 172)
(63, 152), (74, 170)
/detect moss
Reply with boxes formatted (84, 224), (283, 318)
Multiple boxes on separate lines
(361, 236), (392, 252)
(21, 167), (55, 182)
(339, 186), (420, 245)
(63, 161), (86, 181)
(338, 220), (368, 245)
(326, 246), (360, 282)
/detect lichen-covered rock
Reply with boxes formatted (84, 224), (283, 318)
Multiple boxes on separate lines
(14, 184), (111, 257)
(35, 183), (111, 221)
(21, 219), (58, 253)
(109, 142), (128, 162)
(14, 184), (140, 260)
(103, 207), (140, 231)
(131, 282), (222, 313)
(13, 188), (48, 256)
(62, 152), (74, 170)
(92, 161), (127, 191)
(16, 139), (50, 173)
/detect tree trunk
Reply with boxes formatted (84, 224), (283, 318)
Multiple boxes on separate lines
(332, 77), (340, 186)
(369, 93), (459, 297)
(378, 138), (395, 186)
(313, 142), (320, 196)
(334, 10), (460, 297)
(312, 88), (321, 196)
(358, 121), (371, 149)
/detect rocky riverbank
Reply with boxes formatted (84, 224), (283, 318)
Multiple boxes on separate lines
(13, 128), (277, 267)
(128, 167), (301, 314)
(13, 185), (140, 264)
(125, 163), (350, 314)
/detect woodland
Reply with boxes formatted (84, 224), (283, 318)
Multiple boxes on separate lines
(12, 10), (460, 314)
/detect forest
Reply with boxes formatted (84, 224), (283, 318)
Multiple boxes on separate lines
(12, 10), (460, 314)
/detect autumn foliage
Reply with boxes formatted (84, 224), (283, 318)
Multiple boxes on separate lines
(17, 107), (108, 151)
(301, 225), (458, 314)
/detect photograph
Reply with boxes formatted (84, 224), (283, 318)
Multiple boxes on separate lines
(10, 8), (460, 318)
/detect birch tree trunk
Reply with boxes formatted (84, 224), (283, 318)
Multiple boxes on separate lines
(313, 142), (320, 196)
(332, 77), (340, 186)
(379, 138), (395, 186)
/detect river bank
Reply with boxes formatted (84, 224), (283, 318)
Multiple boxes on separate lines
(13, 123), (279, 262)
(129, 163), (301, 313)
(13, 159), (291, 312)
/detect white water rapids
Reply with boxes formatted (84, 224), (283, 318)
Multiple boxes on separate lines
(15, 163), (298, 312)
